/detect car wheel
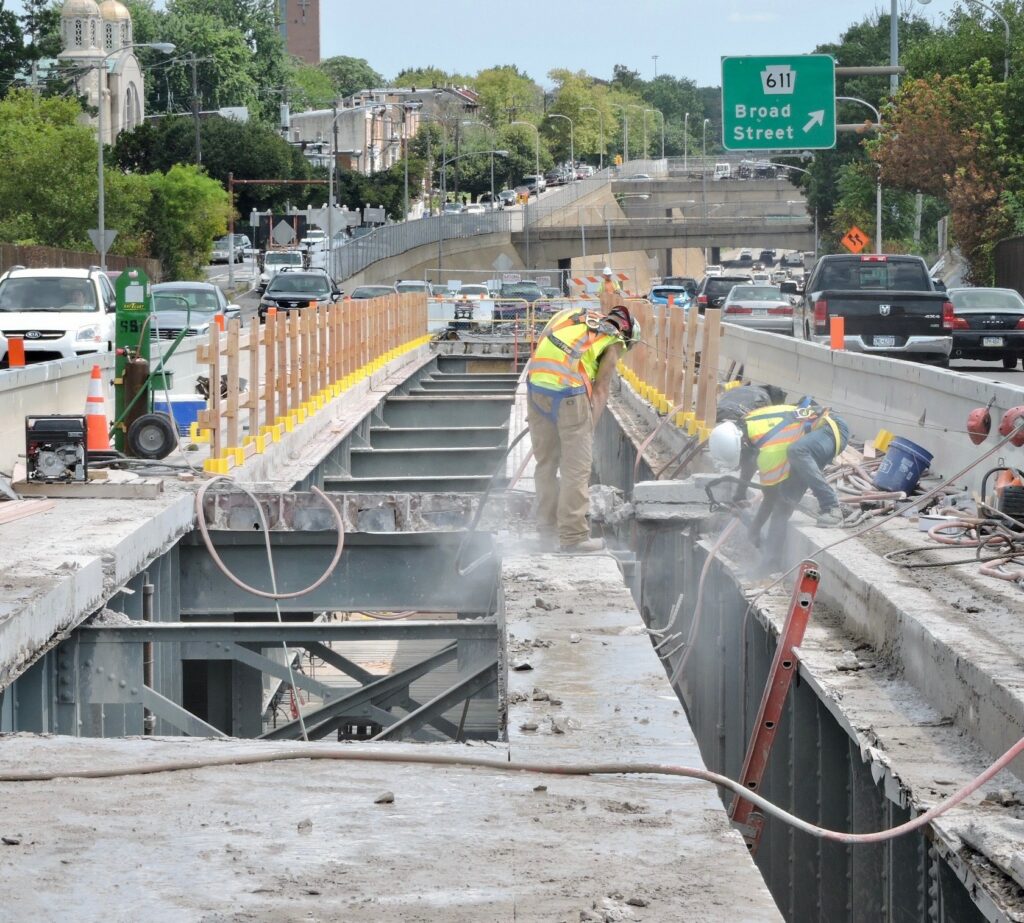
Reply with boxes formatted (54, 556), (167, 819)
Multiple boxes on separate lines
(1002, 356), (1019, 370)
(127, 413), (178, 460)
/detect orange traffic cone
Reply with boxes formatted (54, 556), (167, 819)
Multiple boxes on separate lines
(84, 364), (111, 452)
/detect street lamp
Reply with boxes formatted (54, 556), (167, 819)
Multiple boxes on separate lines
(770, 161), (818, 259)
(547, 113), (574, 178)
(648, 109), (665, 160)
(684, 112), (689, 171)
(837, 96), (883, 252)
(959, 0), (1011, 80)
(702, 118), (711, 263)
(510, 120), (540, 182)
(628, 105), (647, 158)
(96, 42), (175, 270)
(609, 103), (628, 164)
(462, 119), (499, 207)
(580, 105), (604, 170)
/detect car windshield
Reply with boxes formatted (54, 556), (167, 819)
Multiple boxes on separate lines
(396, 282), (427, 292)
(153, 288), (221, 314)
(951, 289), (1024, 312)
(502, 283), (541, 296)
(818, 259), (929, 291)
(268, 274), (330, 295)
(0, 277), (97, 313)
(651, 287), (689, 299)
(266, 252), (302, 265)
(351, 286), (394, 298)
(729, 286), (783, 301)
(460, 285), (489, 296)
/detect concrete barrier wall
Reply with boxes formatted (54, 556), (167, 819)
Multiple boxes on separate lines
(716, 324), (1024, 491)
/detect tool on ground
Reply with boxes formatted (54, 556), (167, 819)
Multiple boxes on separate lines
(730, 559), (820, 853)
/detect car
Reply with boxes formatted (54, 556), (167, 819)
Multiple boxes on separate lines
(703, 265), (724, 277)
(442, 202), (464, 215)
(150, 281), (240, 340)
(648, 285), (693, 307)
(498, 189), (517, 207)
(477, 192), (501, 209)
(522, 174), (547, 193)
(541, 286), (563, 299)
(758, 249), (775, 266)
(694, 275), (754, 313)
(737, 249), (753, 264)
(544, 170), (564, 187)
(258, 249), (304, 292)
(0, 266), (115, 365)
(947, 287), (1024, 369)
(629, 173), (652, 181)
(713, 163), (731, 181)
(395, 280), (430, 296)
(258, 271), (343, 322)
(301, 228), (327, 249)
(720, 284), (793, 333)
(211, 234), (252, 263)
(462, 203), (486, 215)
(513, 184), (532, 201)
(452, 283), (490, 301)
(771, 269), (789, 285)
(750, 271), (771, 285)
(348, 285), (397, 300)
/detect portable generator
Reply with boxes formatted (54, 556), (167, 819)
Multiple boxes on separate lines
(26, 415), (88, 483)
(981, 467), (1024, 530)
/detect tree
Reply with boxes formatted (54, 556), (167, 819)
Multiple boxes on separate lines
(146, 163), (230, 278)
(319, 55), (382, 97)
(285, 56), (335, 110)
(0, 1), (23, 90)
(19, 0), (62, 62)
(393, 66), (469, 89)
(473, 65), (542, 125)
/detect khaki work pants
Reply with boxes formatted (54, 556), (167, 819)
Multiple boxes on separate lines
(527, 389), (594, 546)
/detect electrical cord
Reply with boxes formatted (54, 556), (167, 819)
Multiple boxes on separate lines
(2, 740), (1022, 846)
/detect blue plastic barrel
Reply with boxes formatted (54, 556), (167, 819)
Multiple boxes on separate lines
(873, 437), (934, 493)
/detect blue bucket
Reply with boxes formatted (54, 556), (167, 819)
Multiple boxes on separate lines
(873, 437), (934, 493)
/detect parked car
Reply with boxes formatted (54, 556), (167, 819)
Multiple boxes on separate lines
(348, 285), (397, 300)
(721, 285), (793, 333)
(544, 170), (564, 187)
(785, 254), (952, 364)
(694, 275), (752, 313)
(454, 284), (490, 301)
(395, 280), (430, 296)
(947, 287), (1024, 369)
(211, 234), (252, 263)
(629, 173), (652, 181)
(0, 266), (115, 364)
(462, 203), (486, 215)
(259, 249), (304, 292)
(258, 271), (343, 322)
(522, 173), (547, 193)
(498, 189), (517, 207)
(442, 202), (464, 215)
(648, 285), (693, 307)
(150, 281), (240, 339)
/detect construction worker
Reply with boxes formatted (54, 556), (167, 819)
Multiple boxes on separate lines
(708, 399), (850, 570)
(715, 383), (787, 424)
(527, 304), (640, 552)
(598, 266), (621, 295)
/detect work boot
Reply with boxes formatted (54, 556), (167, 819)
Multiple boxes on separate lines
(558, 537), (605, 554)
(815, 506), (849, 527)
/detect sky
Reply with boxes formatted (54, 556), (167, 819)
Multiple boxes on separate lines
(322, 0), (967, 88)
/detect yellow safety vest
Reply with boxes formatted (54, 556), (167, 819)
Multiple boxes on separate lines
(527, 308), (619, 397)
(743, 404), (840, 486)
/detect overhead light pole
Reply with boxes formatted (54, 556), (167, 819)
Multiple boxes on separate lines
(580, 105), (604, 170)
(684, 112), (689, 171)
(546, 113), (574, 178)
(610, 103), (628, 163)
(462, 119), (499, 207)
(837, 96), (883, 252)
(628, 105), (646, 158)
(96, 42), (175, 270)
(510, 120), (541, 182)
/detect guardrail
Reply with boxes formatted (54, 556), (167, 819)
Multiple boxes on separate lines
(195, 293), (429, 473)
(521, 204), (811, 227)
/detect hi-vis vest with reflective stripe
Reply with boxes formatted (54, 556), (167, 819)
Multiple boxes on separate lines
(743, 404), (838, 486)
(527, 308), (619, 395)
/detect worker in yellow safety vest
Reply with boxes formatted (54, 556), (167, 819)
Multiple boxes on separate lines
(598, 266), (621, 295)
(708, 400), (850, 571)
(527, 304), (640, 553)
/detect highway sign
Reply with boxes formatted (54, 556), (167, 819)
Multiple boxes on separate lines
(721, 55), (836, 151)
(841, 226), (869, 253)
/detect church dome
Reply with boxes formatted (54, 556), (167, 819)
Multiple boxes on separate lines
(99, 0), (130, 21)
(62, 0), (100, 16)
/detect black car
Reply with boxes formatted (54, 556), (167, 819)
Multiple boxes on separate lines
(694, 275), (751, 313)
(662, 276), (697, 296)
(948, 287), (1024, 369)
(758, 249), (775, 266)
(258, 271), (341, 322)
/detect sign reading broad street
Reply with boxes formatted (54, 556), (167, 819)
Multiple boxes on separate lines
(721, 54), (836, 151)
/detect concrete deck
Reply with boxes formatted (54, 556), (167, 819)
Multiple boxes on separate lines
(0, 551), (781, 922)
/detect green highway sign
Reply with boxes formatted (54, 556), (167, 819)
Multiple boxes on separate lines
(721, 54), (836, 151)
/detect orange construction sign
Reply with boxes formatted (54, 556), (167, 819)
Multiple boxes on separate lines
(841, 226), (869, 254)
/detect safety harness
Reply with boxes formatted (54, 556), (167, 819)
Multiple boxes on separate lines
(744, 400), (842, 486)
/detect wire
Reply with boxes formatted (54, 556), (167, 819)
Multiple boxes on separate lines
(194, 478), (345, 600)
(2, 740), (1022, 846)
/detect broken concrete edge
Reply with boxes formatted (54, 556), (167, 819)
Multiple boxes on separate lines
(705, 542), (1024, 914)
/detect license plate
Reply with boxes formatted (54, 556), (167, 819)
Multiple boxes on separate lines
(873, 335), (896, 347)
(752, 309), (767, 317)
(983, 336), (1004, 347)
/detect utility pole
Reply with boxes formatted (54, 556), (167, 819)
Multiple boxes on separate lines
(189, 54), (202, 164)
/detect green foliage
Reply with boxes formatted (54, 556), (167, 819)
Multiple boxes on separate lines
(285, 56), (335, 110)
(0, 2), (23, 90)
(332, 158), (425, 220)
(393, 66), (470, 89)
(473, 65), (542, 125)
(319, 56), (382, 97)
(146, 163), (230, 279)
(112, 114), (314, 214)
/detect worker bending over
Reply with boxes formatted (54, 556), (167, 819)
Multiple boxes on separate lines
(708, 400), (850, 570)
(527, 305), (639, 552)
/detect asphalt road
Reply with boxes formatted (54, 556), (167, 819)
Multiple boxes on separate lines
(950, 359), (1024, 386)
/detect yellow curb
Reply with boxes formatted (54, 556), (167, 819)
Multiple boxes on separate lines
(228, 447), (245, 467)
(277, 415), (295, 433)
(254, 434), (267, 453)
(203, 457), (229, 474)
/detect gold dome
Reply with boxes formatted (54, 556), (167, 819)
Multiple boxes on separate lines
(61, 0), (101, 16)
(99, 0), (130, 21)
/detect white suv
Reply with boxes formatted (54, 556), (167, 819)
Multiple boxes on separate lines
(0, 266), (116, 365)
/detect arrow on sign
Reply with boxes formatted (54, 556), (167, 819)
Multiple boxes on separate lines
(803, 110), (825, 133)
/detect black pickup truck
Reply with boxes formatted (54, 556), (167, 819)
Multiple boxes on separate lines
(783, 254), (953, 365)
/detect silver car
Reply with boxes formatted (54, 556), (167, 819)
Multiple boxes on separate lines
(721, 284), (793, 333)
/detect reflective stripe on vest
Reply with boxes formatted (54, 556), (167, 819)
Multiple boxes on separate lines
(743, 404), (837, 486)
(527, 309), (617, 395)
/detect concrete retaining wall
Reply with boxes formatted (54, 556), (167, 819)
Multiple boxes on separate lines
(716, 325), (1024, 491)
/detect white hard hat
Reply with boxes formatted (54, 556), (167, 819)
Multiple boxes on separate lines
(708, 421), (743, 470)
(602, 265), (613, 275)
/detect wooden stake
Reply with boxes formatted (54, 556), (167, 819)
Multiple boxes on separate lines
(225, 318), (240, 449)
(247, 315), (260, 439)
(701, 308), (722, 427)
(264, 312), (276, 424)
(680, 306), (700, 417)
(289, 311), (300, 412)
